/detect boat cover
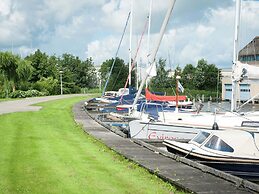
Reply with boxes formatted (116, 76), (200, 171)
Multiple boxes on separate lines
(145, 88), (186, 102)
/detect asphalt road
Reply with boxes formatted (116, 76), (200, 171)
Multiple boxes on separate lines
(0, 94), (88, 115)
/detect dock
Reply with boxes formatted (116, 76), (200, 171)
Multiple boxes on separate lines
(73, 101), (259, 193)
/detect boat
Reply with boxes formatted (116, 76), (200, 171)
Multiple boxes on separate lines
(145, 88), (193, 108)
(85, 87), (137, 110)
(127, 0), (259, 140)
(163, 129), (259, 181)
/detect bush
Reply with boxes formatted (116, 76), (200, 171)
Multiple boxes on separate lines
(184, 89), (220, 101)
(9, 90), (46, 98)
(34, 77), (59, 95)
(81, 88), (101, 94)
(63, 82), (81, 94)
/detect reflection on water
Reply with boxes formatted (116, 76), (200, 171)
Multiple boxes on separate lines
(200, 101), (259, 113)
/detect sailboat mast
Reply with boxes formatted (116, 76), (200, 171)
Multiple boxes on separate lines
(129, 0), (133, 86)
(231, 0), (241, 112)
(101, 12), (131, 96)
(132, 0), (177, 110)
(146, 0), (153, 88)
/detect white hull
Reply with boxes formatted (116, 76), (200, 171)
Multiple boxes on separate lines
(129, 120), (197, 140)
(128, 111), (259, 140)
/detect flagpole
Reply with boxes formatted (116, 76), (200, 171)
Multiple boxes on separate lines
(176, 75), (180, 112)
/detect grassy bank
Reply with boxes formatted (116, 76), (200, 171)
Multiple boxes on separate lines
(0, 96), (182, 194)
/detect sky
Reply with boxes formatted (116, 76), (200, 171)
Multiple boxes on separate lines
(0, 0), (258, 70)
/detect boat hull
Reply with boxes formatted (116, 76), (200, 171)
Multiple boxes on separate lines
(129, 120), (198, 140)
(165, 142), (259, 181)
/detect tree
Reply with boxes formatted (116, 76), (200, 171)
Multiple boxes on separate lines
(181, 64), (195, 89)
(149, 58), (172, 91)
(58, 54), (97, 93)
(193, 59), (220, 90)
(74, 57), (97, 89)
(35, 77), (59, 95)
(0, 52), (33, 93)
(99, 57), (132, 91)
(26, 49), (55, 82)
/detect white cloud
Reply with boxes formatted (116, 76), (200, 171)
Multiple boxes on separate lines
(86, 37), (127, 65)
(156, 1), (259, 68)
(0, 4), (30, 47)
(0, 0), (11, 16)
(196, 25), (215, 38)
(0, 0), (258, 71)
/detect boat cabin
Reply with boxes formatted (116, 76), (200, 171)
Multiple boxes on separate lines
(190, 130), (259, 158)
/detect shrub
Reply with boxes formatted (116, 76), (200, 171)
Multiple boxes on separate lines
(34, 77), (59, 95)
(9, 90), (46, 98)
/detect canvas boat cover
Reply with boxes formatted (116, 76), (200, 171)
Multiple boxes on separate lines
(145, 88), (186, 102)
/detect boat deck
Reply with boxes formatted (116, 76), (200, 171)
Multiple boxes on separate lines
(73, 101), (259, 194)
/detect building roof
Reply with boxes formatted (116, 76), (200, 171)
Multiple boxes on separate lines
(239, 36), (259, 56)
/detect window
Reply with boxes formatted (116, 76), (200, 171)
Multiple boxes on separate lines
(192, 131), (210, 144)
(226, 89), (232, 91)
(240, 89), (250, 92)
(205, 135), (234, 152)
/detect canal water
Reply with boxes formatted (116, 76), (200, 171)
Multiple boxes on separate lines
(200, 101), (259, 112)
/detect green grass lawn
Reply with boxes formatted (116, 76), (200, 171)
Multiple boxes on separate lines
(0, 96), (183, 194)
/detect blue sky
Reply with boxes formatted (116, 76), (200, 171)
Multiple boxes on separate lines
(0, 0), (258, 69)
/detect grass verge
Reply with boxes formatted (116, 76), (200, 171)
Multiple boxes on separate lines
(0, 95), (184, 194)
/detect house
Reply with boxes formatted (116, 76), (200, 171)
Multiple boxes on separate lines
(221, 36), (259, 102)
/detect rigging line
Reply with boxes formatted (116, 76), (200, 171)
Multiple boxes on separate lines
(130, 119), (153, 138)
(119, 15), (150, 103)
(101, 11), (131, 97)
(184, 148), (194, 158)
(111, 63), (123, 90)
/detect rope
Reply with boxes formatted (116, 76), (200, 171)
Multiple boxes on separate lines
(130, 119), (152, 138)
(102, 11), (131, 96)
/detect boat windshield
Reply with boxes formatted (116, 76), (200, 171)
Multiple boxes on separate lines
(192, 131), (210, 144)
(204, 135), (234, 152)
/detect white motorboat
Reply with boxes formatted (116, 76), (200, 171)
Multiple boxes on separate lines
(163, 129), (259, 181)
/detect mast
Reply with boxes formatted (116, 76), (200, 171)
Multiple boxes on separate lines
(101, 12), (131, 96)
(132, 0), (177, 110)
(146, 0), (153, 88)
(129, 0), (133, 86)
(231, 0), (241, 112)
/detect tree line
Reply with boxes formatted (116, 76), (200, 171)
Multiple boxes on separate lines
(99, 57), (221, 97)
(149, 58), (221, 99)
(0, 50), (97, 98)
(0, 49), (221, 98)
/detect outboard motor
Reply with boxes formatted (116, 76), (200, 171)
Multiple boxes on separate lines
(212, 122), (219, 130)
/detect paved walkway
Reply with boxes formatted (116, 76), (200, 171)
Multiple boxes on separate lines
(0, 94), (88, 115)
(73, 101), (259, 194)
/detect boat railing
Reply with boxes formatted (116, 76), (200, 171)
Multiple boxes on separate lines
(139, 102), (165, 122)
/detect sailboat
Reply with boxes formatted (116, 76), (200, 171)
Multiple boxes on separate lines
(162, 0), (259, 181)
(128, 0), (259, 140)
(86, 3), (140, 110)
